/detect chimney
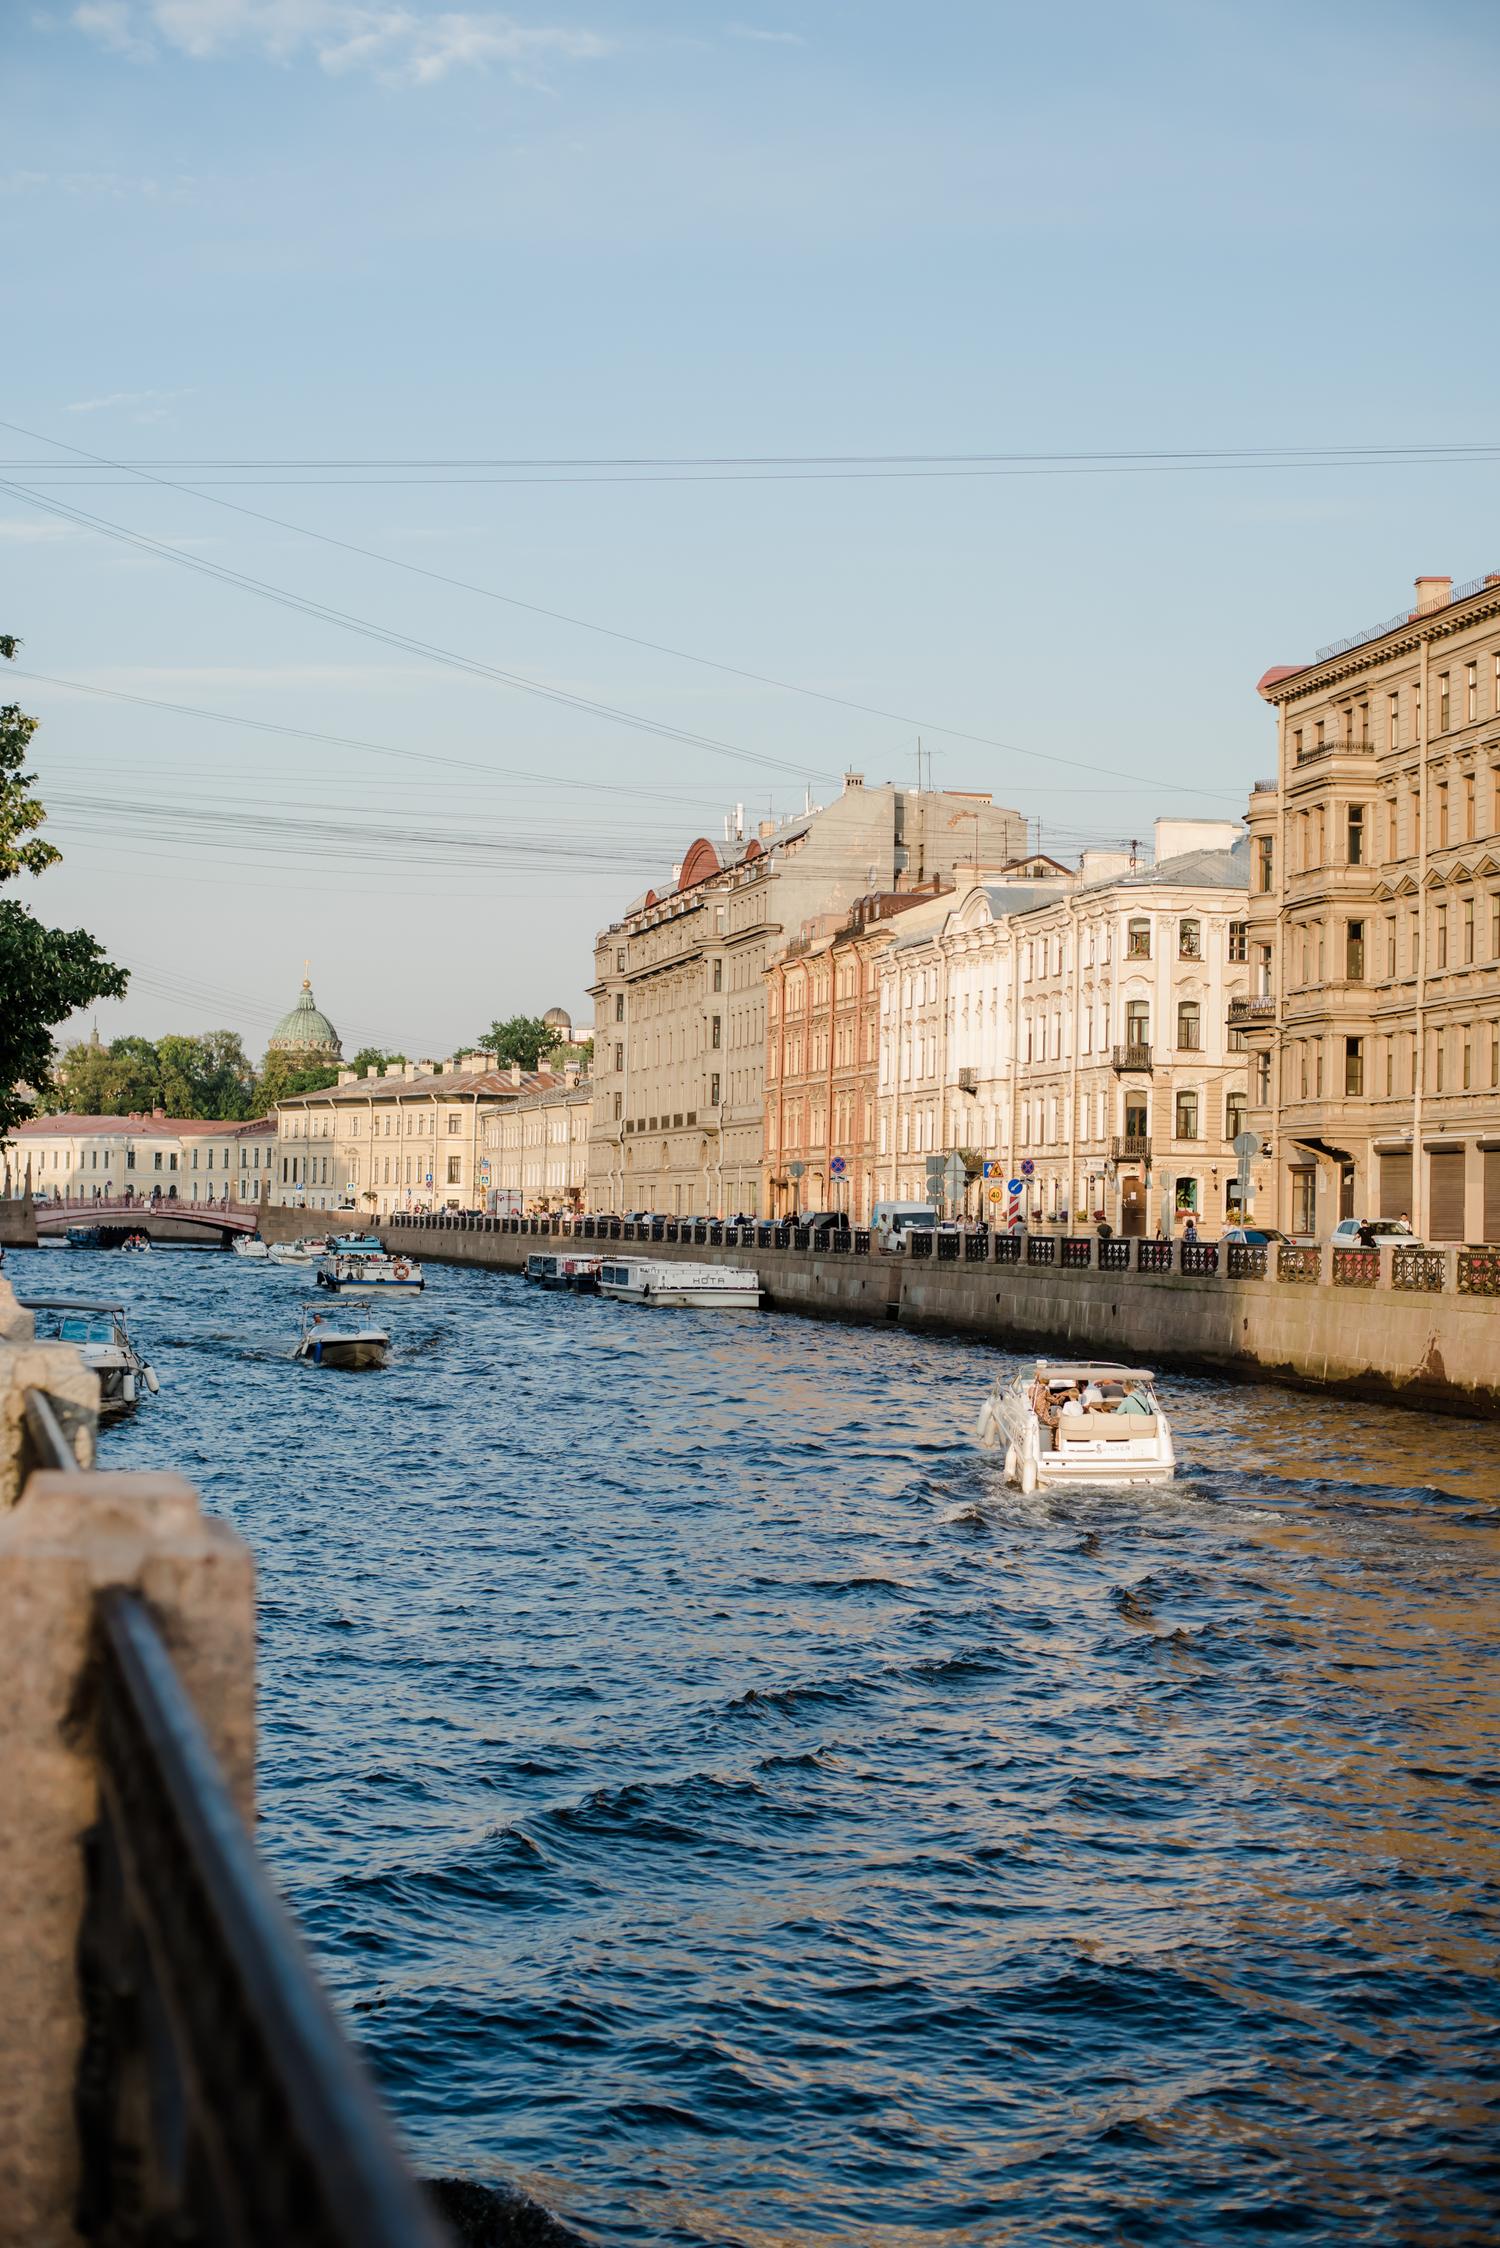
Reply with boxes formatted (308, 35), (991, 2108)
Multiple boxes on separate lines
(510, 1064), (522, 1086)
(758, 819), (776, 841)
(1414, 574), (1452, 614)
(842, 770), (865, 789)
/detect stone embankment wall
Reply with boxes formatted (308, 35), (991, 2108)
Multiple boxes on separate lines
(377, 1219), (1500, 1419)
(0, 1199), (38, 1248)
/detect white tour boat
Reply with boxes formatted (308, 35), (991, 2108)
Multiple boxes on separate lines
(267, 1235), (331, 1266)
(596, 1257), (761, 1310)
(976, 1360), (1176, 1490)
(232, 1235), (271, 1261)
(316, 1250), (425, 1296)
(293, 1308), (390, 1370)
(22, 1297), (161, 1421)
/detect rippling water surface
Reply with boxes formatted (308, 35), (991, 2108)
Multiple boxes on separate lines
(22, 1245), (1500, 2245)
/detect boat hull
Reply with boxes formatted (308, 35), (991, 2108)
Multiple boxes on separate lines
(296, 1335), (389, 1369)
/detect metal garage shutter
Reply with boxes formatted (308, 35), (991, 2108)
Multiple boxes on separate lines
(1428, 1148), (1465, 1242)
(1484, 1150), (1500, 1244)
(1379, 1152), (1412, 1221)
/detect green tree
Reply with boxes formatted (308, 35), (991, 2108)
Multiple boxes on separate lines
(254, 1052), (340, 1111)
(0, 642), (127, 1139)
(157, 1031), (257, 1120)
(476, 1016), (557, 1072)
(46, 1034), (160, 1115)
(349, 1046), (408, 1075)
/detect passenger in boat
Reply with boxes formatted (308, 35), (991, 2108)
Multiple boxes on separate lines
(1081, 1378), (1104, 1407)
(1117, 1382), (1153, 1416)
(1059, 1390), (1085, 1421)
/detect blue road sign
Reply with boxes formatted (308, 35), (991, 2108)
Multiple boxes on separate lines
(1006, 1177), (1025, 1196)
(830, 1155), (847, 1176)
(1020, 1158), (1035, 1176)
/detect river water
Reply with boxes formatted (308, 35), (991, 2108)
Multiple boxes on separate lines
(16, 1245), (1500, 2245)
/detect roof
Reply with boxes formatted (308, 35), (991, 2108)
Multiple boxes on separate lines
(277, 1066), (566, 1107)
(1080, 839), (1249, 895)
(10, 1113), (182, 1136)
(978, 881), (1073, 916)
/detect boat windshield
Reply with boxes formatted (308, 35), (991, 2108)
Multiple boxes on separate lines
(58, 1315), (120, 1346)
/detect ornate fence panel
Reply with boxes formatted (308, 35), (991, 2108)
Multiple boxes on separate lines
(793, 1226), (812, 1251)
(936, 1231), (959, 1261)
(1136, 1241), (1173, 1273)
(1393, 1248), (1445, 1292)
(1026, 1235), (1056, 1265)
(1457, 1248), (1500, 1295)
(993, 1233), (1022, 1264)
(1277, 1246), (1322, 1283)
(853, 1229), (871, 1256)
(1060, 1237), (1092, 1269)
(1180, 1243), (1219, 1277)
(964, 1230), (989, 1263)
(1098, 1238), (1131, 1273)
(1332, 1247), (1380, 1288)
(1226, 1243), (1267, 1280)
(908, 1229), (933, 1259)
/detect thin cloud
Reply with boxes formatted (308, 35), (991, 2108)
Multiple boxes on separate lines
(727, 23), (805, 45)
(65, 386), (194, 414)
(70, 1), (613, 83)
(0, 519), (84, 543)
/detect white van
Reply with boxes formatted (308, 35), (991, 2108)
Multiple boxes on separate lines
(871, 1201), (939, 1249)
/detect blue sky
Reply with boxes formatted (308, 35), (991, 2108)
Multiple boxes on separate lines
(5, 0), (1499, 1060)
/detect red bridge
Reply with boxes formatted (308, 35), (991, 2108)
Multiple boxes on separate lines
(34, 1200), (261, 1240)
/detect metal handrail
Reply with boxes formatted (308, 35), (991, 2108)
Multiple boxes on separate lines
(23, 1385), (77, 1472)
(80, 1586), (451, 2248)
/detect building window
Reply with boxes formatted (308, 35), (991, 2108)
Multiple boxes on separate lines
(446, 1155), (461, 1185)
(1178, 919), (1201, 960)
(1346, 805), (1364, 865)
(1228, 921), (1247, 962)
(1345, 1036), (1363, 1097)
(615, 994), (624, 1021)
(1436, 906), (1448, 968)
(1256, 1050), (1271, 1103)
(1345, 920), (1364, 980)
(1174, 1090), (1199, 1140)
(711, 1015), (721, 1049)
(710, 1072), (721, 1107)
(1126, 918), (1151, 959)
(712, 959), (722, 992)
(153, 1151), (162, 1170)
(1464, 897), (1475, 963)
(1293, 727), (1303, 761)
(1438, 781), (1450, 846)
(448, 1113), (461, 1134)
(1439, 673), (1451, 732)
(1125, 1000), (1149, 1048)
(1176, 1001), (1201, 1051)
(1465, 774), (1476, 840)
(1225, 1091), (1247, 1141)
(1388, 690), (1399, 749)
(1257, 836), (1274, 892)
(1468, 661), (1478, 722)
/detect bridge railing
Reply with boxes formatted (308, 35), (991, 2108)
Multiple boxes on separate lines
(0, 1282), (452, 2248)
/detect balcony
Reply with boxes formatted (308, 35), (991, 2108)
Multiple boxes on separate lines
(1110, 1043), (1153, 1073)
(1228, 996), (1277, 1028)
(1110, 1134), (1151, 1163)
(1293, 737), (1377, 766)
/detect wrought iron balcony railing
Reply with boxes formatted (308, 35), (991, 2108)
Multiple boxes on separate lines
(1110, 1043), (1153, 1073)
(1110, 1134), (1151, 1162)
(1228, 996), (1277, 1027)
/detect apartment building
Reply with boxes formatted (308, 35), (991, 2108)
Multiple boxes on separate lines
(588, 777), (1028, 1214)
(7, 1111), (273, 1205)
(1244, 570), (1500, 1240)
(764, 888), (945, 1222)
(272, 1056), (563, 1216)
(872, 823), (1250, 1232)
(482, 1073), (592, 1213)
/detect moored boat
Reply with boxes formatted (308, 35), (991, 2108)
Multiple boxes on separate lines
(293, 1308), (390, 1370)
(267, 1236), (331, 1265)
(65, 1225), (100, 1249)
(596, 1257), (761, 1310)
(976, 1360), (1175, 1490)
(316, 1250), (425, 1295)
(232, 1234), (271, 1261)
(561, 1255), (601, 1294)
(21, 1297), (161, 1420)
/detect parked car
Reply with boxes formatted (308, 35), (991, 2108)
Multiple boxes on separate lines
(1220, 1226), (1294, 1247)
(871, 1201), (939, 1248)
(1329, 1217), (1425, 1250)
(802, 1210), (850, 1236)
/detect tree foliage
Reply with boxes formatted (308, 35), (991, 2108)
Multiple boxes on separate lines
(253, 1051), (341, 1110)
(349, 1046), (408, 1075)
(0, 642), (127, 1138)
(476, 1016), (559, 1072)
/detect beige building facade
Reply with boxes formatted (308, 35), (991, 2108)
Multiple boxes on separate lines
(6, 1112), (274, 1206)
(874, 823), (1251, 1233)
(1244, 570), (1500, 1241)
(588, 778), (1029, 1214)
(482, 1074), (592, 1212)
(272, 1056), (564, 1217)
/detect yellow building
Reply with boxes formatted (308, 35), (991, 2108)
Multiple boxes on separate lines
(1245, 570), (1500, 1240)
(481, 1072), (592, 1213)
(5, 1111), (273, 1207)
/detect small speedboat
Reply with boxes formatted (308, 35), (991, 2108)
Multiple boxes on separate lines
(120, 1233), (152, 1253)
(268, 1236), (330, 1265)
(596, 1257), (761, 1310)
(976, 1360), (1175, 1489)
(232, 1235), (271, 1261)
(316, 1251), (424, 1295)
(65, 1225), (100, 1249)
(293, 1308), (390, 1370)
(21, 1297), (161, 1420)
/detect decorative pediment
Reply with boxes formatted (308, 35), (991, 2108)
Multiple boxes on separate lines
(1447, 861), (1474, 885)
(1473, 853), (1499, 878)
(1392, 874), (1419, 895)
(1422, 866), (1449, 889)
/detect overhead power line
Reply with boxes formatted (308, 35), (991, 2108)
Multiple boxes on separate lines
(0, 418), (1244, 803)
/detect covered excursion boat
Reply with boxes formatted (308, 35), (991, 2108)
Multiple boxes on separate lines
(316, 1250), (424, 1295)
(596, 1258), (761, 1310)
(976, 1361), (1175, 1489)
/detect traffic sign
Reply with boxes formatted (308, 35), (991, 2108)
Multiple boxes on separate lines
(1020, 1158), (1035, 1177)
(944, 1152), (966, 1189)
(1232, 1131), (1259, 1158)
(788, 1161), (806, 1178)
(1006, 1177), (1024, 1196)
(924, 1154), (945, 1182)
(987, 1185), (1005, 1203)
(830, 1156), (847, 1177)
(982, 1158), (1005, 1179)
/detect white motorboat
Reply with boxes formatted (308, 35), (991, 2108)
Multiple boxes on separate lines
(232, 1235), (271, 1261)
(596, 1257), (761, 1310)
(976, 1360), (1175, 1490)
(22, 1297), (161, 1421)
(293, 1308), (390, 1370)
(524, 1252), (562, 1285)
(316, 1250), (425, 1295)
(267, 1236), (330, 1265)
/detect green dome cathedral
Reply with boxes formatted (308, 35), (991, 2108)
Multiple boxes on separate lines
(266, 971), (342, 1064)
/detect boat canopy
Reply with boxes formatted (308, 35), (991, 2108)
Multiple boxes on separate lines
(19, 1297), (128, 1316)
(1027, 1361), (1158, 1382)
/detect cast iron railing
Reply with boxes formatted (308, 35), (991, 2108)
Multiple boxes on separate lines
(20, 1391), (452, 2248)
